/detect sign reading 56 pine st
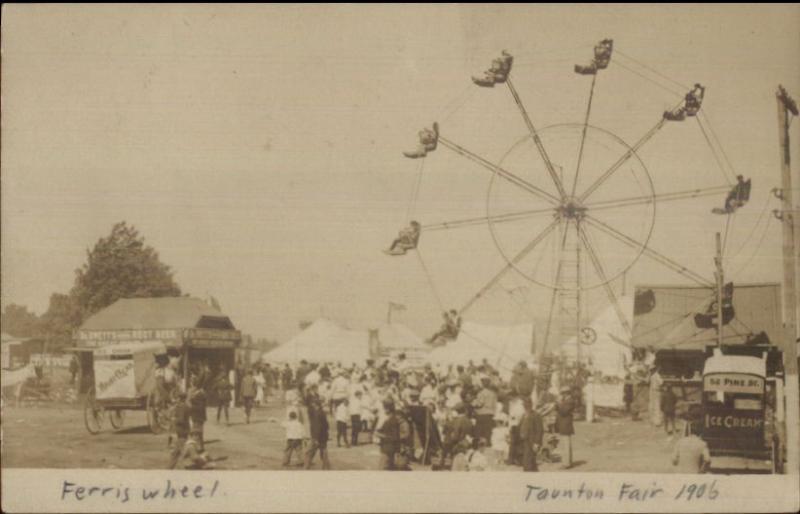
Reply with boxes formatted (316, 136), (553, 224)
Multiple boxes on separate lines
(703, 373), (764, 395)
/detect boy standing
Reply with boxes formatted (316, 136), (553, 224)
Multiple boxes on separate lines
(216, 372), (233, 425)
(168, 391), (191, 469)
(349, 390), (363, 446)
(335, 398), (350, 447)
(283, 411), (305, 467)
(661, 386), (678, 435)
(241, 369), (257, 424)
(188, 375), (207, 452)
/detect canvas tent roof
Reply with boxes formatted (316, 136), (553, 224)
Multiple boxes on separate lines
(426, 321), (534, 378)
(79, 297), (236, 331)
(374, 323), (427, 351)
(631, 283), (782, 351)
(1, 333), (29, 345)
(562, 296), (633, 379)
(265, 319), (370, 365)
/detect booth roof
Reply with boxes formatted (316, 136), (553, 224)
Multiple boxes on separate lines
(631, 283), (781, 351)
(1, 333), (30, 344)
(79, 297), (236, 331)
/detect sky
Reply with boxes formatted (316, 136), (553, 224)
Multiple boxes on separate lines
(2, 4), (799, 344)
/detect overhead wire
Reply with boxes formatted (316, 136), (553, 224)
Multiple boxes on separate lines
(614, 49), (691, 92)
(699, 111), (738, 184)
(730, 214), (774, 278)
(415, 248), (446, 312)
(610, 58), (684, 98)
(406, 158), (426, 222)
(695, 117), (733, 186)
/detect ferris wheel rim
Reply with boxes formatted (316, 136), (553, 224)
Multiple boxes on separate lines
(485, 122), (657, 291)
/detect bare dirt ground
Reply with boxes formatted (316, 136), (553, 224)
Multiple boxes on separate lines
(2, 397), (679, 472)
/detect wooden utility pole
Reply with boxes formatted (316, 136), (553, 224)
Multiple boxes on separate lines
(714, 232), (724, 347)
(776, 85), (799, 476)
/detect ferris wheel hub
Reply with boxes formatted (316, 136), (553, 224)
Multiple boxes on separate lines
(557, 197), (588, 220)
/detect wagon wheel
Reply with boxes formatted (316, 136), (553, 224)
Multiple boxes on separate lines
(146, 391), (173, 434)
(108, 409), (125, 429)
(83, 388), (105, 435)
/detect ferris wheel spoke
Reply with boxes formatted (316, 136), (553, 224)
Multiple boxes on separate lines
(576, 222), (632, 335)
(577, 117), (667, 203)
(542, 221), (570, 353)
(505, 78), (568, 200)
(571, 74), (598, 197)
(438, 136), (560, 205)
(459, 218), (560, 316)
(422, 208), (555, 232)
(584, 215), (714, 286)
(586, 185), (732, 212)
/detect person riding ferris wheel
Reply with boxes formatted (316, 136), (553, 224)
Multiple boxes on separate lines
(385, 39), (751, 351)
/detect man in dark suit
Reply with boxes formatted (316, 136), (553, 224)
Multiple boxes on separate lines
(556, 388), (576, 467)
(518, 397), (544, 472)
(304, 391), (331, 470)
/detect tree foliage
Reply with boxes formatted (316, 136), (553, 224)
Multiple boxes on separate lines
(39, 293), (82, 349)
(70, 221), (182, 321)
(0, 304), (40, 338)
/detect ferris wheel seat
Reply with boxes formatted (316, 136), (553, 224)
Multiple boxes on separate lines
(574, 63), (598, 75)
(472, 75), (497, 87)
(403, 148), (427, 158)
(714, 178), (752, 214)
(594, 58), (610, 69)
(383, 248), (409, 256)
(663, 108), (686, 121)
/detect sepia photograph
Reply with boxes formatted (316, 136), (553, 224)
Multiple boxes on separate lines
(1, 3), (799, 513)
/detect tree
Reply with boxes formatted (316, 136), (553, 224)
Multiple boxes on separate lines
(0, 304), (40, 338)
(70, 221), (181, 321)
(39, 293), (81, 350)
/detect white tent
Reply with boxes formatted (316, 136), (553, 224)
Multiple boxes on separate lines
(427, 321), (535, 378)
(265, 319), (370, 365)
(373, 323), (429, 364)
(561, 296), (633, 379)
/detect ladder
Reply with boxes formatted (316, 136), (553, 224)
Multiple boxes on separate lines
(554, 221), (583, 360)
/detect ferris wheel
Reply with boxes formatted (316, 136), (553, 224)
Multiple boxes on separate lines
(386, 39), (749, 354)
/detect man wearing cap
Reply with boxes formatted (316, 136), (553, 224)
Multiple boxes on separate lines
(556, 388), (576, 467)
(473, 378), (497, 443)
(518, 397), (544, 471)
(330, 370), (350, 414)
(672, 421), (710, 473)
(240, 369), (258, 424)
(187, 375), (207, 451)
(376, 400), (401, 470)
(304, 392), (331, 470)
(168, 391), (191, 469)
(506, 391), (525, 466)
(510, 361), (536, 399)
(440, 403), (473, 470)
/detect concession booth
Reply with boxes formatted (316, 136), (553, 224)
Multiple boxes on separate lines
(73, 297), (241, 394)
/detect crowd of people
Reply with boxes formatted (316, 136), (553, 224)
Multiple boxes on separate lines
(260, 354), (582, 472)
(163, 349), (713, 473)
(163, 352), (584, 471)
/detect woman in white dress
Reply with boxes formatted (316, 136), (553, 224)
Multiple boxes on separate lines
(254, 370), (266, 406)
